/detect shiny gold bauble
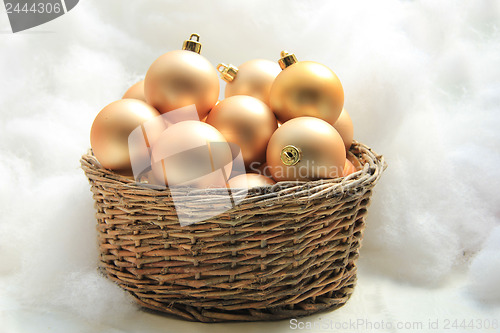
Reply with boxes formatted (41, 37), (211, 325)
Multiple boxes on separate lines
(122, 80), (146, 102)
(144, 50), (219, 119)
(206, 95), (278, 167)
(266, 117), (346, 182)
(223, 59), (281, 106)
(333, 108), (354, 151)
(228, 173), (275, 189)
(90, 99), (162, 173)
(269, 61), (344, 124)
(150, 121), (233, 188)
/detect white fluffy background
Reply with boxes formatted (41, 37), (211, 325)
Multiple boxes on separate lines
(1, 0), (499, 330)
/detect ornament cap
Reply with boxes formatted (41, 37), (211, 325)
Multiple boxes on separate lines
(280, 145), (301, 166)
(216, 63), (239, 82)
(182, 33), (202, 54)
(278, 51), (298, 69)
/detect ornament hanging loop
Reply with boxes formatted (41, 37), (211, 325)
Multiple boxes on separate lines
(278, 50), (298, 69)
(183, 33), (202, 54)
(217, 63), (239, 82)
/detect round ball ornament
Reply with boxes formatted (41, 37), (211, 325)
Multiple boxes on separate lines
(250, 162), (274, 179)
(343, 159), (357, 177)
(144, 34), (219, 120)
(206, 95), (278, 167)
(228, 173), (275, 189)
(333, 108), (354, 151)
(269, 51), (344, 125)
(266, 117), (346, 182)
(150, 121), (233, 188)
(217, 59), (281, 106)
(122, 80), (146, 102)
(90, 99), (163, 174)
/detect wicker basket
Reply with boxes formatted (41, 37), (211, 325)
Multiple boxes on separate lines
(80, 141), (386, 323)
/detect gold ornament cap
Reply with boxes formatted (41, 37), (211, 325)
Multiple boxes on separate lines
(216, 63), (239, 82)
(281, 145), (301, 166)
(182, 33), (202, 54)
(278, 51), (298, 69)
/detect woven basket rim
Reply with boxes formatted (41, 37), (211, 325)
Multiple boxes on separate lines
(81, 140), (385, 195)
(81, 141), (386, 214)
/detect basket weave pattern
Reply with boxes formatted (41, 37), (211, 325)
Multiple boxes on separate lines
(81, 141), (385, 322)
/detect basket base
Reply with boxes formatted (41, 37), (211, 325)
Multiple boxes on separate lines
(126, 274), (356, 323)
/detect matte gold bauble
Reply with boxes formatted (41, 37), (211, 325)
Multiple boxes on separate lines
(333, 108), (354, 151)
(90, 99), (162, 173)
(122, 80), (146, 102)
(343, 159), (356, 177)
(150, 121), (233, 188)
(269, 51), (344, 124)
(201, 100), (219, 122)
(206, 95), (278, 167)
(254, 162), (274, 179)
(228, 173), (275, 189)
(266, 117), (346, 182)
(247, 161), (272, 178)
(144, 34), (219, 120)
(218, 59), (281, 106)
(347, 151), (362, 171)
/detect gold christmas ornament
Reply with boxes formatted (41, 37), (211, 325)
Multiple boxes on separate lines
(217, 59), (281, 106)
(343, 159), (357, 177)
(228, 173), (275, 188)
(144, 34), (219, 120)
(266, 117), (346, 182)
(150, 121), (233, 188)
(250, 162), (273, 179)
(206, 95), (278, 167)
(347, 151), (362, 171)
(333, 108), (354, 151)
(90, 99), (163, 173)
(269, 51), (344, 125)
(122, 80), (146, 102)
